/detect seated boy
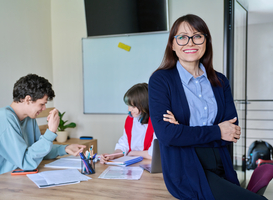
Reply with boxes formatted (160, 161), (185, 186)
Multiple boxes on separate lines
(0, 74), (85, 174)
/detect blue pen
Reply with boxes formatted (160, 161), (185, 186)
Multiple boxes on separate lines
(81, 160), (89, 173)
(92, 153), (97, 160)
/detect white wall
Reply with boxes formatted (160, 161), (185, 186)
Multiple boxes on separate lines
(51, 0), (224, 154)
(51, 0), (127, 155)
(246, 21), (273, 150)
(0, 0), (54, 108)
(247, 22), (273, 100)
(169, 0), (224, 72)
(0, 0), (224, 154)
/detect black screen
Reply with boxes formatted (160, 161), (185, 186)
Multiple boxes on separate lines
(84, 0), (168, 36)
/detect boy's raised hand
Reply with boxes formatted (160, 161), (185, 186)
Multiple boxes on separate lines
(47, 108), (60, 133)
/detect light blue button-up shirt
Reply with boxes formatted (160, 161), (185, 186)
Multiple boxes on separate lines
(176, 61), (217, 126)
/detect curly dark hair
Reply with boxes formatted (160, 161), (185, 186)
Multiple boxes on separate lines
(13, 74), (55, 102)
(123, 83), (149, 124)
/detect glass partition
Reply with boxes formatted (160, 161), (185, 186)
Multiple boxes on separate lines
(233, 0), (247, 186)
(224, 0), (248, 186)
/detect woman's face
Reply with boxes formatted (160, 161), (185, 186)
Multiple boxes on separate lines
(172, 22), (206, 66)
(128, 105), (141, 118)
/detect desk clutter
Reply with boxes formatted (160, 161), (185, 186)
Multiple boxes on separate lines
(80, 152), (95, 174)
(39, 154), (145, 188)
(28, 141), (147, 188)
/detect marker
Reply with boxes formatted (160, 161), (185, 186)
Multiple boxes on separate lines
(85, 150), (90, 159)
(90, 145), (94, 157)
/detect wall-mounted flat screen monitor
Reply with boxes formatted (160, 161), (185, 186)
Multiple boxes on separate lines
(84, 0), (168, 36)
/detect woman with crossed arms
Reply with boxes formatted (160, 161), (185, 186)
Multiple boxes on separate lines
(148, 14), (267, 200)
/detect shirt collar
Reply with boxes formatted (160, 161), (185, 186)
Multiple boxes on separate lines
(176, 61), (208, 85)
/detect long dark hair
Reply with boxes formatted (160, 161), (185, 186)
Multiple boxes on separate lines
(123, 83), (149, 124)
(157, 14), (221, 87)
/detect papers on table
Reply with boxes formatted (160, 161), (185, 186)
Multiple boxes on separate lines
(44, 156), (81, 169)
(27, 169), (91, 188)
(98, 166), (143, 180)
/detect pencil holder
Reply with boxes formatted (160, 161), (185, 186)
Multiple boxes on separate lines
(81, 158), (95, 174)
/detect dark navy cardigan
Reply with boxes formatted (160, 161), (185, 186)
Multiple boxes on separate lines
(148, 67), (240, 200)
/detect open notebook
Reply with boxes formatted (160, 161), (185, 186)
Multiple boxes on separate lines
(139, 138), (162, 173)
(105, 156), (143, 166)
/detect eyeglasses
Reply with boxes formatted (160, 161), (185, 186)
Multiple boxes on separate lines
(174, 34), (207, 46)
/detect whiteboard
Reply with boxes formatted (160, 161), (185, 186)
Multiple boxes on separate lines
(82, 32), (169, 114)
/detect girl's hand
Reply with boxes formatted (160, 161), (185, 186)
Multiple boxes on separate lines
(163, 110), (179, 125)
(100, 152), (124, 164)
(100, 153), (115, 164)
(100, 154), (111, 164)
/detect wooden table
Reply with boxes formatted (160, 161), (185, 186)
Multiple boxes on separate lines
(53, 138), (97, 154)
(0, 159), (175, 200)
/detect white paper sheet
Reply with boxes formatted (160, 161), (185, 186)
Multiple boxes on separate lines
(44, 156), (81, 169)
(27, 169), (91, 188)
(98, 166), (143, 180)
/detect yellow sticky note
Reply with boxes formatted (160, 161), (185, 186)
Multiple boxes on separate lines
(118, 42), (131, 52)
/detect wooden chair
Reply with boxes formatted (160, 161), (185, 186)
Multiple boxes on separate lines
(37, 107), (54, 134)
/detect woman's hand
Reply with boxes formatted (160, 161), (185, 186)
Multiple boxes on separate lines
(218, 117), (241, 143)
(163, 110), (179, 124)
(65, 144), (86, 156)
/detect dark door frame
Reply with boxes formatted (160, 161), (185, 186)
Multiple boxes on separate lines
(223, 0), (248, 187)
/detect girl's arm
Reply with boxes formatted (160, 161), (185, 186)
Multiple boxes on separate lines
(100, 149), (124, 164)
(128, 150), (151, 159)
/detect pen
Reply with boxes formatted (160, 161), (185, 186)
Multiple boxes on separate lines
(84, 151), (90, 173)
(92, 153), (97, 160)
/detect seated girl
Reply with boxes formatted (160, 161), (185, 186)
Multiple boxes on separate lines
(100, 83), (155, 163)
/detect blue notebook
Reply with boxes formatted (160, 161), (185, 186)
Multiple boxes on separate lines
(105, 156), (143, 166)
